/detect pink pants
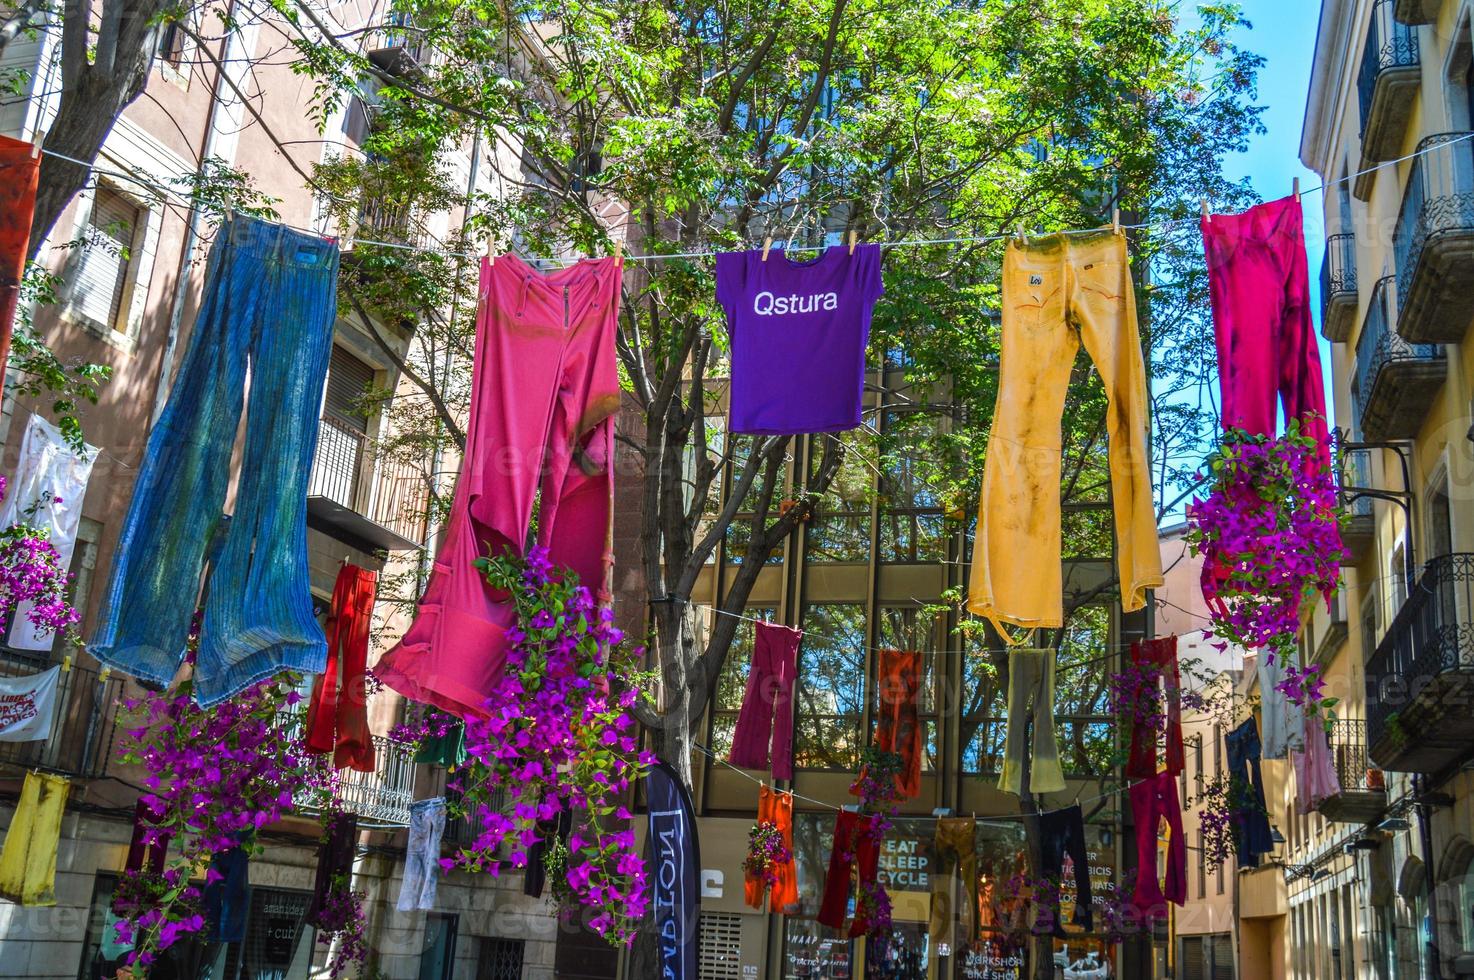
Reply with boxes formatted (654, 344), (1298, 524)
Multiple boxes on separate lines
(1201, 196), (1329, 461)
(1130, 770), (1186, 917)
(376, 255), (622, 717)
(728, 622), (800, 780)
(1293, 716), (1341, 814)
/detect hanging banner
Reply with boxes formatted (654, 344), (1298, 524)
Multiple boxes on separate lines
(0, 665), (59, 742)
(647, 759), (700, 980)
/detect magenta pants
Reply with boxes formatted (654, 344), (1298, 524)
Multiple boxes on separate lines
(1201, 196), (1330, 463)
(1130, 770), (1186, 917)
(728, 621), (800, 780)
(376, 255), (623, 718)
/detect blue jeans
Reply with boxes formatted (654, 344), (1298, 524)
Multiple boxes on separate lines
(90, 216), (338, 705)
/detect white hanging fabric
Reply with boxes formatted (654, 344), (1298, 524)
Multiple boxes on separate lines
(0, 664), (59, 741)
(0, 415), (97, 650)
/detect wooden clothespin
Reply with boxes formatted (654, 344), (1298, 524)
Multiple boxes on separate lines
(1292, 177), (1301, 202)
(1200, 197), (1210, 223)
(1111, 207), (1121, 235)
(486, 233), (495, 267)
(1014, 223), (1027, 246)
(613, 238), (624, 265)
(847, 230), (858, 255)
(60, 655), (71, 674)
(761, 236), (773, 262)
(30, 138), (42, 160)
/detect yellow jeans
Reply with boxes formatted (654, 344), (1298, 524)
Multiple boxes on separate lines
(968, 229), (1162, 631)
(0, 770), (68, 905)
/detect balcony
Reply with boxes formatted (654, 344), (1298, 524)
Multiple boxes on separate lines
(0, 650), (123, 779)
(1339, 448), (1376, 564)
(1317, 720), (1388, 823)
(1353, 277), (1443, 442)
(281, 712), (417, 828)
(366, 12), (437, 77)
(1393, 133), (1474, 343)
(306, 415), (428, 552)
(1320, 234), (1359, 342)
(1355, 0), (1420, 199)
(1366, 553), (1474, 773)
(1392, 0), (1435, 24)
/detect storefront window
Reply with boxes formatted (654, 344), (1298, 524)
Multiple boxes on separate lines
(76, 874), (315, 980)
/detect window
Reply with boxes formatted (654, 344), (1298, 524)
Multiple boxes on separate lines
(419, 913), (458, 980)
(310, 346), (376, 509)
(1196, 825), (1206, 899)
(960, 631), (1008, 774)
(71, 186), (144, 333)
(793, 603), (865, 769)
(804, 435), (871, 563)
(476, 937), (524, 980)
(1052, 606), (1113, 776)
(877, 411), (945, 563)
(1361, 585), (1382, 662)
(156, 19), (186, 67)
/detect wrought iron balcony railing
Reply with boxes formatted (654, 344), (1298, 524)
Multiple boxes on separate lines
(1366, 553), (1474, 773)
(0, 649), (122, 780)
(1356, 0), (1420, 182)
(307, 416), (429, 551)
(1317, 719), (1388, 823)
(1392, 132), (1474, 343)
(1320, 233), (1359, 342)
(279, 710), (417, 828)
(1338, 446), (1375, 563)
(1352, 276), (1443, 442)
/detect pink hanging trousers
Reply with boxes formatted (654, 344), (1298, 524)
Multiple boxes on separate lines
(1200, 196), (1330, 461)
(376, 255), (623, 718)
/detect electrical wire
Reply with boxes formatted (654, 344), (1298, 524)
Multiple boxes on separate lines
(35, 128), (1474, 266)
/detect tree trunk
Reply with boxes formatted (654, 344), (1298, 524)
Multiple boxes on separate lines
(26, 0), (168, 260)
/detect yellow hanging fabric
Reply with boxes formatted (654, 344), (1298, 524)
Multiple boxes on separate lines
(968, 229), (1162, 629)
(0, 770), (69, 905)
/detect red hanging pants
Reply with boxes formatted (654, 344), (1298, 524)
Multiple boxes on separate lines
(0, 135), (40, 392)
(305, 563), (377, 772)
(1129, 770), (1186, 918)
(1124, 636), (1184, 779)
(852, 649), (922, 799)
(817, 810), (883, 936)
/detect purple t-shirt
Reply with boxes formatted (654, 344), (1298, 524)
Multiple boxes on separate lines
(716, 244), (884, 435)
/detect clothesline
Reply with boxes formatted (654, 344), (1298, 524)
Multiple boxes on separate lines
(39, 128), (1474, 266)
(670, 596), (1121, 671)
(692, 740), (1159, 820)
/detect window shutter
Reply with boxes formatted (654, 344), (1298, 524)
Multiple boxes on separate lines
(326, 346), (374, 432)
(698, 911), (742, 979)
(1180, 936), (1206, 980)
(1210, 933), (1235, 980)
(74, 188), (137, 328)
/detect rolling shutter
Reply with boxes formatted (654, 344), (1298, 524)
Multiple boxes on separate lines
(74, 188), (137, 328)
(326, 346), (374, 432)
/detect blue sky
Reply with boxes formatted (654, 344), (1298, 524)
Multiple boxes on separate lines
(1222, 1), (1338, 424)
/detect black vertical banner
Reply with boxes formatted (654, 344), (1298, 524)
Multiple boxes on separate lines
(647, 760), (701, 980)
